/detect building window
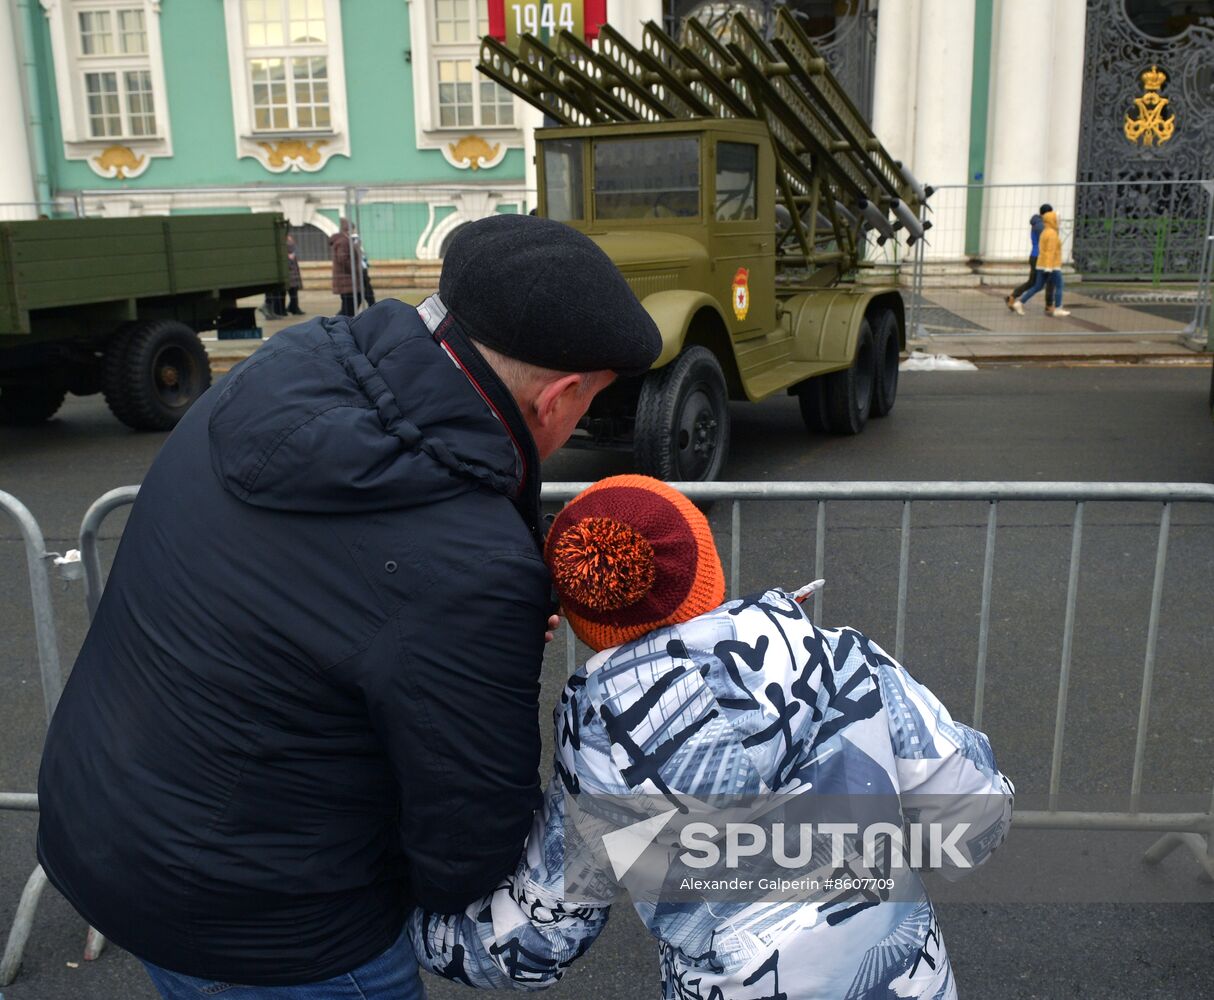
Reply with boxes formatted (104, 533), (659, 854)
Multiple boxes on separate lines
(40, 0), (172, 177)
(431, 0), (513, 128)
(243, 0), (331, 132)
(437, 60), (474, 127)
(221, 0), (349, 171)
(75, 4), (158, 139)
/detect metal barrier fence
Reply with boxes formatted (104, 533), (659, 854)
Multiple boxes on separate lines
(0, 490), (97, 986)
(51, 176), (1213, 342)
(4, 480), (1213, 981)
(907, 179), (1214, 345)
(64, 183), (534, 300)
(348, 184), (533, 270)
(0, 201), (82, 222)
(68, 182), (531, 279)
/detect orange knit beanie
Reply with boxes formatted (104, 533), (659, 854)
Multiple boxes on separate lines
(544, 475), (725, 652)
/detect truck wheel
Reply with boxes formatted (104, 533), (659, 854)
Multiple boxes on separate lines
(103, 320), (212, 431)
(796, 378), (829, 433)
(871, 310), (900, 418)
(0, 381), (68, 425)
(635, 346), (730, 482)
(824, 319), (875, 435)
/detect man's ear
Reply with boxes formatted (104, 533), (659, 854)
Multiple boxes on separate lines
(532, 373), (585, 427)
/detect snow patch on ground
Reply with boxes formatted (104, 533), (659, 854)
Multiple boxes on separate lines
(900, 350), (979, 371)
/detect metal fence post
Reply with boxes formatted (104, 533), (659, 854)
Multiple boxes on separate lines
(354, 186), (365, 313)
(346, 186), (359, 316)
(0, 867), (50, 986)
(0, 491), (74, 986)
(80, 486), (141, 620)
(1194, 180), (1214, 346)
(0, 490), (63, 722)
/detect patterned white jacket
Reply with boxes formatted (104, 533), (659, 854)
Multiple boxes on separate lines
(410, 589), (1014, 999)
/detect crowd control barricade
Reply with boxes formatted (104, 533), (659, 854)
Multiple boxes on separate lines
(544, 481), (1214, 880)
(38, 478), (1212, 986)
(0, 490), (99, 986)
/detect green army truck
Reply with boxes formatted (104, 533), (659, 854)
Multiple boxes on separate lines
(480, 12), (932, 480)
(0, 213), (287, 429)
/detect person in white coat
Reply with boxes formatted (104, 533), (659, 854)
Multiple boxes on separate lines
(411, 475), (1014, 999)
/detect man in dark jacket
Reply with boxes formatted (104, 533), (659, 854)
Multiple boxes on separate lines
(36, 215), (661, 998)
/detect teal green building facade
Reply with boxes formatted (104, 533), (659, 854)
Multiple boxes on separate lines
(13, 0), (544, 261)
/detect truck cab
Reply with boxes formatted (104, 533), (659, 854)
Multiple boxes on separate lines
(480, 12), (924, 480)
(538, 118), (777, 343)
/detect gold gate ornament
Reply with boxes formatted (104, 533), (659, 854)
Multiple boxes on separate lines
(1124, 65), (1175, 147)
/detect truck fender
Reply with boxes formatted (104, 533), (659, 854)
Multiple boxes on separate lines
(641, 290), (730, 369)
(785, 288), (905, 365)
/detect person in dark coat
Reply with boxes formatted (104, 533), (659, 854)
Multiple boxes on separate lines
(286, 233), (305, 315)
(36, 215), (661, 999)
(262, 234), (303, 319)
(330, 217), (359, 317)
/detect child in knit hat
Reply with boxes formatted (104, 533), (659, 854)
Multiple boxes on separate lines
(411, 475), (1013, 999)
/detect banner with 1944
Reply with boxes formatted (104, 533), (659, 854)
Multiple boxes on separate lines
(487, 0), (606, 49)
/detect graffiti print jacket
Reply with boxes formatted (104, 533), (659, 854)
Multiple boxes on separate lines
(411, 589), (1015, 999)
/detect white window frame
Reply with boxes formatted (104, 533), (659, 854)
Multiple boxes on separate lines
(222, 0), (350, 172)
(40, 0), (172, 177)
(427, 0), (514, 131)
(408, 0), (521, 169)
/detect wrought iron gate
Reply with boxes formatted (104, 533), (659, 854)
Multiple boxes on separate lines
(1074, 0), (1214, 277)
(674, 1), (877, 119)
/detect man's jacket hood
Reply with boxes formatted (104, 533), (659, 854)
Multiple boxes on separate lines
(209, 301), (525, 514)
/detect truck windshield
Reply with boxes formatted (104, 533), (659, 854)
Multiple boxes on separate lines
(543, 139), (584, 222)
(593, 137), (700, 220)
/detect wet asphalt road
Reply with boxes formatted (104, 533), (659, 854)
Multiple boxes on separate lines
(2, 365), (1213, 999)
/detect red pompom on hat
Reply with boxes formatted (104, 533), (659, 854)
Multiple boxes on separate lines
(545, 475), (725, 651)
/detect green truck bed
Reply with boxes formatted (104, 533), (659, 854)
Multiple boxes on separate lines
(0, 213), (287, 338)
(0, 213), (287, 430)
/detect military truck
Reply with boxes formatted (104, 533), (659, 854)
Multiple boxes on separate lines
(479, 11), (931, 480)
(0, 213), (287, 429)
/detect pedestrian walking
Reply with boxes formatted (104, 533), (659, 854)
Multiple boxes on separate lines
(286, 233), (305, 316)
(1006, 205), (1055, 314)
(36, 215), (661, 999)
(330, 217), (359, 317)
(1011, 208), (1071, 317)
(412, 475), (1015, 999)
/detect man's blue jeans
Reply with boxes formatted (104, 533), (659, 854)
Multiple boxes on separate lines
(1021, 268), (1064, 308)
(142, 927), (427, 999)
